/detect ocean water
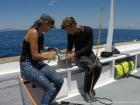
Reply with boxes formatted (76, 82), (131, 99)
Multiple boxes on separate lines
(0, 29), (140, 58)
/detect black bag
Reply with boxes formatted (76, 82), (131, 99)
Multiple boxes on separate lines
(112, 45), (120, 54)
(101, 51), (113, 58)
(101, 46), (120, 58)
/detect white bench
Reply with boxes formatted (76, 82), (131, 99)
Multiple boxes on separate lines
(19, 49), (140, 105)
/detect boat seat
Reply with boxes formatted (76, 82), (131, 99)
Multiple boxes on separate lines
(19, 77), (44, 105)
(23, 80), (37, 88)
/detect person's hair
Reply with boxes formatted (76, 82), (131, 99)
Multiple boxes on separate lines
(61, 17), (77, 29)
(30, 19), (45, 29)
(30, 13), (55, 29)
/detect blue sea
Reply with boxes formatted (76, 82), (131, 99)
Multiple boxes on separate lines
(0, 29), (140, 58)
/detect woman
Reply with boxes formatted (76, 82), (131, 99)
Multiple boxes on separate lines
(20, 13), (64, 105)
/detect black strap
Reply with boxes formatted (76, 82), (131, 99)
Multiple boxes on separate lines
(95, 97), (113, 105)
(61, 101), (83, 105)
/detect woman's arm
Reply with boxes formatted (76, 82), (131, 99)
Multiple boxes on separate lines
(28, 29), (56, 60)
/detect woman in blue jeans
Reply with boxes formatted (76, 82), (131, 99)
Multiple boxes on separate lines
(20, 13), (64, 105)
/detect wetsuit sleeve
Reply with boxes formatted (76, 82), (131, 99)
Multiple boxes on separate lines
(75, 28), (93, 58)
(67, 34), (74, 53)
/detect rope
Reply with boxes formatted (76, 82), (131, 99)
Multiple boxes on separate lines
(88, 8), (113, 105)
(89, 7), (103, 95)
(96, 97), (113, 105)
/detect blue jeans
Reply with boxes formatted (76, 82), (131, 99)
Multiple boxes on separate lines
(20, 61), (64, 105)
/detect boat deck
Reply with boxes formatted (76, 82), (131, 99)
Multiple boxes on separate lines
(0, 69), (140, 105)
(1, 42), (140, 105)
(63, 68), (140, 105)
(0, 73), (22, 105)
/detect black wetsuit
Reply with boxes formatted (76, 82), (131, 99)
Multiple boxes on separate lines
(67, 26), (102, 93)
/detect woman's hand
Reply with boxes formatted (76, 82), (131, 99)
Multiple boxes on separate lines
(43, 51), (57, 60)
(66, 52), (71, 60)
(66, 52), (75, 60)
(48, 51), (57, 60)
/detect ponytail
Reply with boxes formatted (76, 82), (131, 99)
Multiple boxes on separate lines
(30, 19), (44, 29)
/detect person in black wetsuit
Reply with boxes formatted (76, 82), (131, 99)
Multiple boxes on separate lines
(20, 13), (64, 105)
(61, 17), (102, 103)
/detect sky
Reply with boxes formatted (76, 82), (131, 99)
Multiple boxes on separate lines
(0, 0), (140, 30)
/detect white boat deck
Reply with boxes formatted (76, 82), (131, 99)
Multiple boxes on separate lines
(0, 68), (139, 105)
(63, 68), (140, 105)
(0, 73), (22, 105)
(0, 42), (140, 105)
